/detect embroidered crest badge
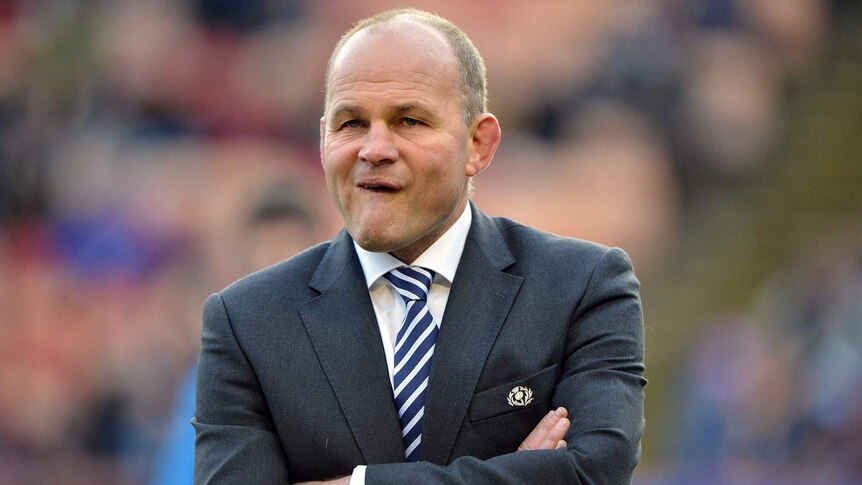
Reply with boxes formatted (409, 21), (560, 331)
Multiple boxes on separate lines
(507, 385), (534, 407)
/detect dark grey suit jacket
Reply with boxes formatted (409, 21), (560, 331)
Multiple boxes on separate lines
(194, 204), (646, 484)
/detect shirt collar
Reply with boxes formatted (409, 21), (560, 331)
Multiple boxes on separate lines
(353, 202), (472, 288)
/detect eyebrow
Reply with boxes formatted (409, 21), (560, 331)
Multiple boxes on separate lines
(328, 103), (438, 126)
(386, 103), (436, 121)
(328, 105), (364, 124)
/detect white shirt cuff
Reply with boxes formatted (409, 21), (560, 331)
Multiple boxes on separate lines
(349, 465), (367, 485)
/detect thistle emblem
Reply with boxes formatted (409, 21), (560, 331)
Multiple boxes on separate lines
(507, 386), (534, 407)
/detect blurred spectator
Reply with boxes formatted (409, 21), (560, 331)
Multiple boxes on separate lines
(149, 179), (321, 485)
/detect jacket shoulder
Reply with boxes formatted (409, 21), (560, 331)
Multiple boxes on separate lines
(490, 216), (616, 265)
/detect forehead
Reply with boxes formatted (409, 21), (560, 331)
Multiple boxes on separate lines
(328, 20), (459, 107)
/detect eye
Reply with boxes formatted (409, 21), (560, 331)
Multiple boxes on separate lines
(403, 117), (420, 127)
(340, 119), (362, 129)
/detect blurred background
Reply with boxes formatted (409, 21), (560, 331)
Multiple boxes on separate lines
(0, 0), (859, 483)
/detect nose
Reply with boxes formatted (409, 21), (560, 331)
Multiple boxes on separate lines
(358, 122), (398, 165)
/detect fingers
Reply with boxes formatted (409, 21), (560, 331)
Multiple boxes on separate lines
(517, 407), (570, 452)
(540, 410), (570, 450)
(518, 409), (560, 451)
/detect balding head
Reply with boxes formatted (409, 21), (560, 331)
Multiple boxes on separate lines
(324, 8), (488, 126)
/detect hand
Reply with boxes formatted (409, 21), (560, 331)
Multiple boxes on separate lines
(294, 477), (350, 485)
(517, 407), (570, 451)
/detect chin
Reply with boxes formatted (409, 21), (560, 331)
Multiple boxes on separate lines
(351, 229), (401, 254)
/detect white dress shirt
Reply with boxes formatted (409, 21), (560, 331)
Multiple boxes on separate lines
(348, 203), (472, 484)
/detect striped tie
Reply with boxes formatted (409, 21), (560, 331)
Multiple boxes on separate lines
(384, 266), (438, 462)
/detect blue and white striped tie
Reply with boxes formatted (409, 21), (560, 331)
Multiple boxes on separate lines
(384, 266), (438, 462)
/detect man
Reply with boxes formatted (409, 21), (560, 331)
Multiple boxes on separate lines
(194, 8), (645, 484)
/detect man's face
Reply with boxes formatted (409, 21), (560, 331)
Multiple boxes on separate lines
(321, 22), (478, 263)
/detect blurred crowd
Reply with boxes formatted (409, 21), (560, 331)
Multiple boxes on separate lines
(640, 230), (862, 484)
(0, 0), (858, 483)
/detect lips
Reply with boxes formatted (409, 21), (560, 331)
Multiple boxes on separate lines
(357, 178), (402, 192)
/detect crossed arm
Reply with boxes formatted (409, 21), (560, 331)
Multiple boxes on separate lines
(196, 247), (645, 484)
(297, 408), (572, 485)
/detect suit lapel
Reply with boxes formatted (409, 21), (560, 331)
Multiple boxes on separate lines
(421, 206), (524, 464)
(299, 230), (405, 464)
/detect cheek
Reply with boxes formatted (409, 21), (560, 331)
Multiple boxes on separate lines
(323, 145), (354, 183)
(424, 148), (467, 189)
(320, 162), (339, 195)
(321, 155), (354, 215)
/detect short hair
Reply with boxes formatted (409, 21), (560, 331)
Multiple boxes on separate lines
(324, 8), (487, 126)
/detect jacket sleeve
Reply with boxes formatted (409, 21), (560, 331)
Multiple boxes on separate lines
(193, 293), (290, 485)
(366, 247), (646, 485)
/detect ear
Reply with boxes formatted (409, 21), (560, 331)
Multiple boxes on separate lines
(465, 113), (501, 177)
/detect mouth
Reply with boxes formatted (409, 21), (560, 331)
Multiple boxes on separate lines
(357, 181), (401, 193)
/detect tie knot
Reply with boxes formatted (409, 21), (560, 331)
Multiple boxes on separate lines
(384, 266), (435, 303)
